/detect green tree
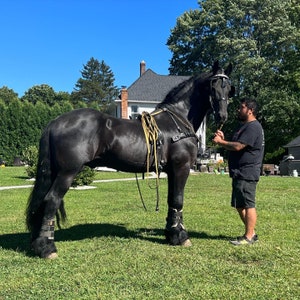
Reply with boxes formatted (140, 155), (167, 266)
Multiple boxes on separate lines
(71, 57), (118, 112)
(20, 100), (41, 148)
(3, 99), (23, 163)
(0, 98), (76, 164)
(168, 0), (299, 95)
(283, 0), (300, 90)
(0, 100), (8, 162)
(50, 101), (73, 120)
(21, 84), (57, 106)
(0, 86), (18, 104)
(55, 91), (71, 103)
(167, 0), (300, 163)
(260, 89), (300, 160)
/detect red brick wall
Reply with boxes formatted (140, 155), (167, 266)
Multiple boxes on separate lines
(121, 88), (128, 119)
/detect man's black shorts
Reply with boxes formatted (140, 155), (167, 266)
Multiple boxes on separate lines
(231, 178), (257, 208)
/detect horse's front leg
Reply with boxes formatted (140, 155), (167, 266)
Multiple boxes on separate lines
(165, 163), (192, 247)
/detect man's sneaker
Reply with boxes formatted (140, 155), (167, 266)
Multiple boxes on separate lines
(230, 234), (258, 245)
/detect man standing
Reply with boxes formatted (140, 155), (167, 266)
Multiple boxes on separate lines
(213, 98), (264, 245)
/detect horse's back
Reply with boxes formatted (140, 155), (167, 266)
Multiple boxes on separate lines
(48, 108), (103, 130)
(44, 108), (143, 170)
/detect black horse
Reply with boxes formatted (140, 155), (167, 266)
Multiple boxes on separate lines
(26, 61), (234, 258)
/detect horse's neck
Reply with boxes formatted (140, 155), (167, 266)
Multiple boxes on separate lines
(166, 97), (209, 132)
(165, 101), (190, 119)
(158, 75), (211, 131)
(162, 98), (209, 131)
(189, 108), (209, 132)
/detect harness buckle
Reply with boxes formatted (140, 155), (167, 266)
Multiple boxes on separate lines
(171, 135), (181, 142)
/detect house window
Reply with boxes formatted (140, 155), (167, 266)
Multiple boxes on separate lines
(131, 105), (139, 119)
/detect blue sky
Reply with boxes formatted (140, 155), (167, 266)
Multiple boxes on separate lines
(0, 0), (199, 97)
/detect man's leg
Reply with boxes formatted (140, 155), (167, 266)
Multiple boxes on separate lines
(236, 207), (256, 240)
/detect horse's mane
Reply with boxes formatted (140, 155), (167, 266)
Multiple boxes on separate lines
(157, 71), (212, 108)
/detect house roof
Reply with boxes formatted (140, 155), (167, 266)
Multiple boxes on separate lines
(126, 69), (190, 102)
(284, 135), (300, 148)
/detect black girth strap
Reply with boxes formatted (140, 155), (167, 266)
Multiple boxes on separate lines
(171, 131), (198, 143)
(162, 108), (198, 143)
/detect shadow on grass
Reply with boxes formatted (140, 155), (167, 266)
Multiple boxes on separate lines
(189, 231), (231, 241)
(14, 176), (30, 179)
(0, 223), (232, 257)
(0, 232), (31, 256)
(0, 224), (165, 257)
(55, 223), (165, 244)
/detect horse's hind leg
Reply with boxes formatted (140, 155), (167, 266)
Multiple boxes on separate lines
(31, 171), (75, 258)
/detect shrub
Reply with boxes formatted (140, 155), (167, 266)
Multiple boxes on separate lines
(71, 166), (96, 187)
(22, 146), (38, 178)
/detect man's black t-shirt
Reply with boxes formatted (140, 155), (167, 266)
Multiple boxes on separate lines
(229, 120), (264, 181)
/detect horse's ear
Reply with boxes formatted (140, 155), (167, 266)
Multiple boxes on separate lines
(212, 60), (220, 73)
(229, 85), (235, 98)
(225, 63), (233, 76)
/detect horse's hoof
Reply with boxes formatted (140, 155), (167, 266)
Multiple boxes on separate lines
(181, 239), (192, 247)
(46, 252), (58, 259)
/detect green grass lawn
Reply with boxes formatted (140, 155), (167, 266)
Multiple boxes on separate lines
(0, 167), (299, 299)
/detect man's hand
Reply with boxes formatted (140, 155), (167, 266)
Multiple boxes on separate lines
(213, 130), (247, 151)
(213, 130), (224, 144)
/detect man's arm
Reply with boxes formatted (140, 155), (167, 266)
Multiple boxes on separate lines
(213, 130), (247, 151)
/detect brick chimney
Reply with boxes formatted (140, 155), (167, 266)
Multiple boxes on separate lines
(140, 60), (146, 76)
(121, 86), (128, 119)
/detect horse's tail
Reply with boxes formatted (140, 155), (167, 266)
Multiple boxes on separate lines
(26, 125), (66, 233)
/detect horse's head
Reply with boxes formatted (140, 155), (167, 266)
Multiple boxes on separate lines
(159, 61), (235, 131)
(209, 61), (235, 127)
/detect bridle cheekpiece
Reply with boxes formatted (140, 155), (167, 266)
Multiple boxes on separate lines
(209, 73), (230, 109)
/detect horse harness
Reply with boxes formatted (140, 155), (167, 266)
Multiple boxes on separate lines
(139, 108), (198, 211)
(141, 107), (198, 171)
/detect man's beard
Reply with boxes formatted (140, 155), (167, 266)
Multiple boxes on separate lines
(237, 113), (247, 122)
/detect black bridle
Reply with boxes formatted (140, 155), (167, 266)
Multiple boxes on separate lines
(209, 73), (231, 129)
(209, 73), (230, 107)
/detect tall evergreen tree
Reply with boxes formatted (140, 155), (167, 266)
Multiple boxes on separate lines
(71, 57), (118, 112)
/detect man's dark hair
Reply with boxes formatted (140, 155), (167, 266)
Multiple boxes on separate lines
(240, 98), (258, 117)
